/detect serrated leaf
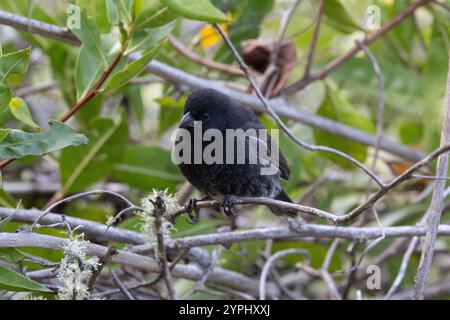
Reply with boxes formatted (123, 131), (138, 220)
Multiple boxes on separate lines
(9, 97), (39, 129)
(60, 114), (128, 193)
(0, 265), (52, 293)
(108, 41), (165, 91)
(112, 146), (183, 192)
(161, 0), (228, 23)
(133, 0), (178, 29)
(0, 48), (31, 84)
(0, 121), (88, 161)
(0, 248), (25, 263)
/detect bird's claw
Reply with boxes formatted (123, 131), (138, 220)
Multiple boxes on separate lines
(222, 196), (238, 216)
(184, 198), (200, 224)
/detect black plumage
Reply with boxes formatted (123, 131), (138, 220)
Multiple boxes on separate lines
(175, 88), (295, 216)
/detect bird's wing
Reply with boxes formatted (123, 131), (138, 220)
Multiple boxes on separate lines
(238, 104), (291, 180)
(278, 147), (291, 181)
(246, 134), (291, 180)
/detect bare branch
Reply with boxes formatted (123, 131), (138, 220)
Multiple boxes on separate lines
(110, 270), (136, 300)
(0, 232), (279, 298)
(0, 10), (80, 45)
(303, 0), (325, 77)
(168, 35), (244, 77)
(282, 0), (432, 94)
(259, 248), (309, 300)
(413, 55), (450, 300)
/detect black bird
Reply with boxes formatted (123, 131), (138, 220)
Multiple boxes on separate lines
(175, 88), (295, 216)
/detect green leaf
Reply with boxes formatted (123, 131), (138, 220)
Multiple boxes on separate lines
(0, 265), (52, 293)
(160, 0), (228, 23)
(0, 129), (10, 143)
(126, 85), (145, 135)
(399, 122), (423, 145)
(214, 0), (273, 62)
(112, 146), (183, 192)
(323, 0), (360, 33)
(156, 96), (185, 136)
(76, 0), (112, 33)
(108, 41), (165, 91)
(0, 48), (31, 84)
(71, 9), (107, 65)
(133, 0), (178, 29)
(60, 114), (128, 193)
(0, 85), (12, 113)
(0, 121), (88, 161)
(9, 97), (39, 129)
(106, 0), (120, 25)
(0, 248), (25, 263)
(313, 84), (374, 167)
(127, 22), (174, 54)
(75, 44), (106, 100)
(0, 206), (17, 230)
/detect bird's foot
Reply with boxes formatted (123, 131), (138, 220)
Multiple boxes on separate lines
(221, 195), (239, 216)
(184, 198), (200, 224)
(287, 215), (305, 233)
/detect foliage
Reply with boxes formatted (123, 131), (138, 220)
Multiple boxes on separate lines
(0, 0), (449, 300)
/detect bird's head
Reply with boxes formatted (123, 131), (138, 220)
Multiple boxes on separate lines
(179, 88), (230, 130)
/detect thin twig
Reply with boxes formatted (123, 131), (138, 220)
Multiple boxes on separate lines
(303, 0), (325, 78)
(384, 236), (419, 299)
(110, 270), (136, 300)
(259, 0), (302, 94)
(168, 35), (244, 77)
(30, 190), (143, 230)
(413, 55), (450, 300)
(282, 0), (432, 94)
(259, 248), (309, 300)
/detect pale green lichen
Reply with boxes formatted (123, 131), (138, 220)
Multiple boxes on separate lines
(137, 189), (177, 249)
(57, 232), (99, 300)
(105, 214), (116, 227)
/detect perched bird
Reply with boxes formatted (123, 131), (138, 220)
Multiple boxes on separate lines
(175, 88), (295, 216)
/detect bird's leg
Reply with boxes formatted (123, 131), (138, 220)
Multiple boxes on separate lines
(184, 198), (200, 224)
(221, 195), (239, 216)
(183, 195), (210, 224)
(287, 215), (304, 232)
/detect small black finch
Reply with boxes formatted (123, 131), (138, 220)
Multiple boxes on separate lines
(176, 88), (295, 216)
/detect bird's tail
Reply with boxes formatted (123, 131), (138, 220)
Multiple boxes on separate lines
(269, 189), (297, 217)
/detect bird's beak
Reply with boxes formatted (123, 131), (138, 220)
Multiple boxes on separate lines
(180, 111), (194, 128)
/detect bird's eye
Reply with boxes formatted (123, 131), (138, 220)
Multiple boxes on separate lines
(202, 112), (210, 120)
